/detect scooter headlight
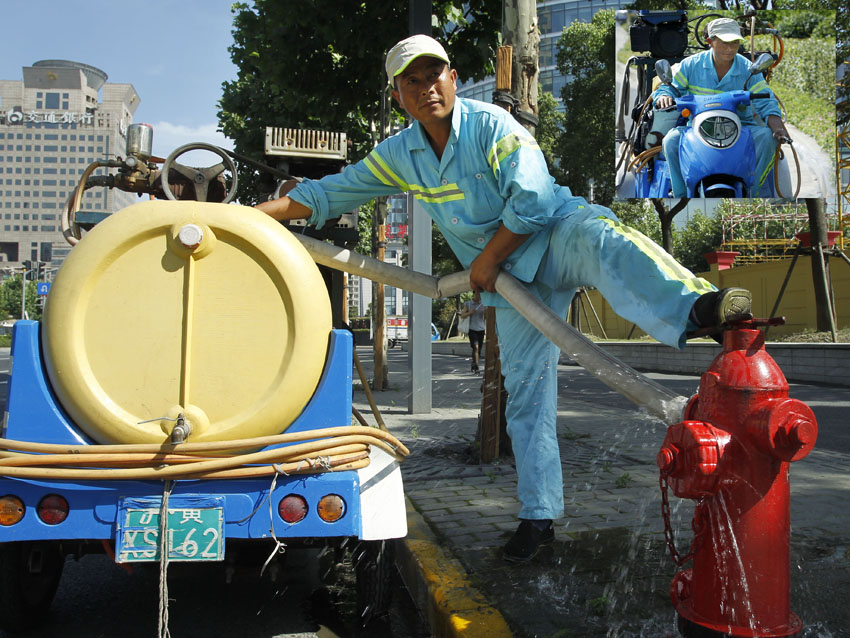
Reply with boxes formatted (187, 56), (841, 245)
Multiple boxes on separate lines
(698, 116), (740, 149)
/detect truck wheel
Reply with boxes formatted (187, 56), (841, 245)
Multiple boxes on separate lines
(353, 539), (394, 625)
(388, 339), (396, 349)
(0, 542), (65, 633)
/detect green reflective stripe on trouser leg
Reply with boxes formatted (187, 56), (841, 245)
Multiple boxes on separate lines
(758, 149), (776, 187)
(597, 217), (714, 294)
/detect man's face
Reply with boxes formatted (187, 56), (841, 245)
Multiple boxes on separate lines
(391, 56), (458, 128)
(708, 37), (740, 65)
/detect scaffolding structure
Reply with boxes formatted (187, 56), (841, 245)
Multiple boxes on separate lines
(719, 200), (815, 265)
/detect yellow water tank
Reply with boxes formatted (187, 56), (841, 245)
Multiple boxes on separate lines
(42, 200), (332, 445)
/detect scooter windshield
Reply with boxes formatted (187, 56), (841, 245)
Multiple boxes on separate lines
(698, 116), (740, 149)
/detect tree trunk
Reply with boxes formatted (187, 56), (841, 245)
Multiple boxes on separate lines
(372, 197), (389, 390)
(804, 197), (836, 336)
(502, 0), (539, 135)
(650, 198), (689, 255)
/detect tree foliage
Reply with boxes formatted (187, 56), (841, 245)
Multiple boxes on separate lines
(555, 10), (616, 205)
(0, 277), (40, 321)
(672, 211), (722, 274)
(219, 0), (501, 204)
(535, 90), (567, 184)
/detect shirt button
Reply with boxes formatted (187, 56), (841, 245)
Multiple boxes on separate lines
(510, 161), (517, 168)
(441, 178), (448, 185)
(477, 237), (485, 244)
(451, 217), (459, 224)
(504, 263), (512, 271)
(475, 173), (482, 179)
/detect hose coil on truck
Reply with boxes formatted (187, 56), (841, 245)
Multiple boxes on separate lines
(42, 200), (332, 445)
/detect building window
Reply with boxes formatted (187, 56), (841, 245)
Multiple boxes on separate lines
(45, 93), (60, 109)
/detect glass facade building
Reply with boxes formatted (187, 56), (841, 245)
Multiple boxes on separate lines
(0, 60), (140, 269)
(457, 0), (629, 109)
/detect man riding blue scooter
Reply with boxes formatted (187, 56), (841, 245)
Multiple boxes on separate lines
(653, 17), (790, 197)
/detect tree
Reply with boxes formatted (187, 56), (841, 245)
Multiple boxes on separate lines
(0, 277), (40, 321)
(535, 90), (567, 183)
(220, 0), (501, 205)
(672, 210), (722, 274)
(555, 10), (616, 204)
(650, 198), (690, 253)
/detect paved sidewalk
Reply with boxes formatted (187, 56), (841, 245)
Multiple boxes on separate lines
(352, 346), (850, 638)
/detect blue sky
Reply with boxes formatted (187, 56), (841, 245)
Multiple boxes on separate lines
(1, 0), (238, 159)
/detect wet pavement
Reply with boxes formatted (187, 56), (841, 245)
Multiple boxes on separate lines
(353, 345), (850, 638)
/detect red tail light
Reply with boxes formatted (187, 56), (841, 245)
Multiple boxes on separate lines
(278, 494), (308, 523)
(37, 494), (69, 525)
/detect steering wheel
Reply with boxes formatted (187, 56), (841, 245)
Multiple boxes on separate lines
(161, 142), (238, 203)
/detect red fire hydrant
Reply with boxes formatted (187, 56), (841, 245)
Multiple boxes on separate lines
(657, 322), (817, 637)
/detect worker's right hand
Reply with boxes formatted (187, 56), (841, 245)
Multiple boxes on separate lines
(469, 252), (501, 294)
(655, 96), (675, 110)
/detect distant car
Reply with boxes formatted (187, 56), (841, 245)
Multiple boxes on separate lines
(386, 318), (440, 348)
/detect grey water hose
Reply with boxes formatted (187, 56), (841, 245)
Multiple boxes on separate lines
(292, 234), (688, 423)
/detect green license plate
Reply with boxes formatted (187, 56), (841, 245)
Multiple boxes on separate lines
(116, 496), (225, 563)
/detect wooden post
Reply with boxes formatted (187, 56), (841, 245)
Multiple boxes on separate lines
(373, 199), (389, 390)
(477, 47), (514, 464)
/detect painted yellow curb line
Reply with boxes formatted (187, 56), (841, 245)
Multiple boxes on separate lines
(396, 497), (513, 638)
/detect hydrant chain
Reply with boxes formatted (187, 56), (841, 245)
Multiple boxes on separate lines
(660, 474), (696, 567)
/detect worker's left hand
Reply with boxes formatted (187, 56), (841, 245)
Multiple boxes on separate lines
(469, 252), (501, 293)
(772, 128), (791, 144)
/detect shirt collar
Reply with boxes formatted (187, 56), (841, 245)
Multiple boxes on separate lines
(409, 96), (463, 151)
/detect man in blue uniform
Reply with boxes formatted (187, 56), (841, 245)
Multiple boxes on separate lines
(653, 17), (790, 197)
(257, 35), (752, 562)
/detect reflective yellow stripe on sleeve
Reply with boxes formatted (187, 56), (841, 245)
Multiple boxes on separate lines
(597, 217), (715, 294)
(487, 132), (540, 177)
(363, 151), (409, 191)
(749, 80), (770, 94)
(363, 150), (464, 204)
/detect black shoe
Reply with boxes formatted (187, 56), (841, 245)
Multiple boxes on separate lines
(503, 520), (554, 563)
(471, 364), (479, 374)
(688, 288), (752, 342)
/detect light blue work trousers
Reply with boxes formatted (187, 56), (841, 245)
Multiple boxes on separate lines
(662, 123), (777, 197)
(495, 206), (715, 521)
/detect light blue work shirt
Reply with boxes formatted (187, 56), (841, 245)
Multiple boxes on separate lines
(289, 96), (590, 307)
(652, 50), (781, 124)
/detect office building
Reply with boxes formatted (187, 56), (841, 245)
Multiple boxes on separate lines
(457, 0), (629, 108)
(0, 59), (140, 270)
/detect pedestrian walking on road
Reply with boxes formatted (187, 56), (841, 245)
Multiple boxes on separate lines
(257, 34), (752, 562)
(460, 292), (486, 374)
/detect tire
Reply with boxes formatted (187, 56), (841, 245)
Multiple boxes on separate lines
(0, 541), (65, 633)
(353, 539), (394, 625)
(388, 339), (396, 349)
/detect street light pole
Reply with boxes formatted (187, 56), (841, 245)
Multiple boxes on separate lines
(20, 268), (26, 320)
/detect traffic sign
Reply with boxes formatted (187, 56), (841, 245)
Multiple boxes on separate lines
(37, 282), (51, 296)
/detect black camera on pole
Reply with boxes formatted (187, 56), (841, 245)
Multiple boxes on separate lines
(629, 10), (689, 59)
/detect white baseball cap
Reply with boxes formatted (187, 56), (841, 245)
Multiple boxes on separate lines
(706, 18), (746, 43)
(385, 35), (450, 85)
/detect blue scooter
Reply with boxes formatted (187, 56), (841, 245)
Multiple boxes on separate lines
(623, 54), (792, 198)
